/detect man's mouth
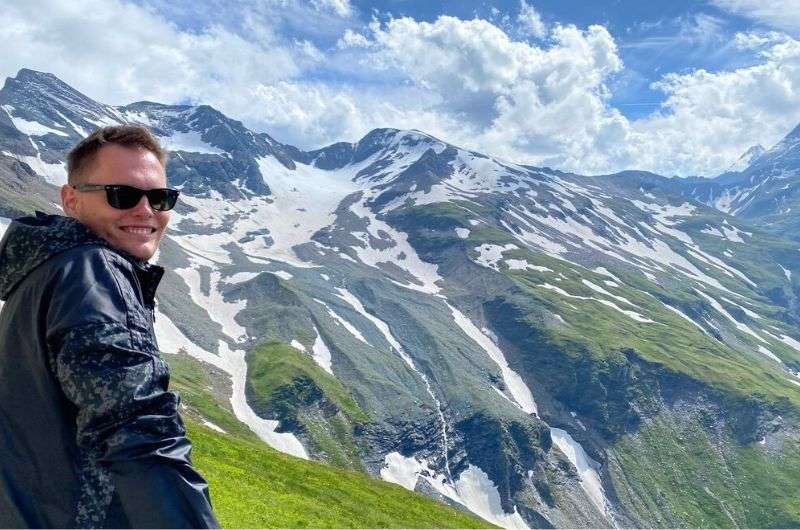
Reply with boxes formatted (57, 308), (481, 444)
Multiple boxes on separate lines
(120, 226), (157, 235)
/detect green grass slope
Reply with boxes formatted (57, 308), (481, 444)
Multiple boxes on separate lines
(246, 340), (370, 470)
(186, 421), (493, 528)
(608, 412), (800, 528)
(166, 350), (493, 529)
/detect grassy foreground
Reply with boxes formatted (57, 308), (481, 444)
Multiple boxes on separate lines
(186, 420), (492, 528)
(166, 351), (493, 529)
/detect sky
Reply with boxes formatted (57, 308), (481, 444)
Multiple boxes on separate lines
(2, 0), (800, 177)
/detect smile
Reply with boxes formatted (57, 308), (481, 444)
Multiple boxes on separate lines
(120, 226), (156, 235)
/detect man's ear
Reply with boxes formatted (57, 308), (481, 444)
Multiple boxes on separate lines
(61, 184), (78, 217)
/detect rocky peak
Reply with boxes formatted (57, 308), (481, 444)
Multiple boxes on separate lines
(727, 144), (766, 173)
(0, 69), (122, 137)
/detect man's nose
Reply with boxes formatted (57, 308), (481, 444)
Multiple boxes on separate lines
(131, 194), (154, 215)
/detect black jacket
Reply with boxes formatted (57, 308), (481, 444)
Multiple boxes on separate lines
(0, 212), (220, 528)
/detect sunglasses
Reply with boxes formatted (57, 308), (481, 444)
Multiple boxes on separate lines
(72, 184), (180, 211)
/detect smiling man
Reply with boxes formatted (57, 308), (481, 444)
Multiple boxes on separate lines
(0, 125), (219, 528)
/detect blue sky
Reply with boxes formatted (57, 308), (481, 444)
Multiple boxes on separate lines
(3, 0), (800, 176)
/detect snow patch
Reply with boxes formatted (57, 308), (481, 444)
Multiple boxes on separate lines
(349, 191), (443, 294)
(154, 310), (308, 458)
(661, 303), (706, 334)
(311, 326), (334, 375)
(757, 345), (781, 363)
(255, 155), (365, 266)
(550, 428), (612, 519)
(201, 419), (227, 434)
(337, 288), (452, 475)
(160, 131), (226, 154)
(695, 289), (766, 344)
(2, 105), (68, 137)
(175, 267), (248, 341)
(537, 284), (654, 323)
(314, 298), (370, 345)
(455, 227), (470, 239)
(778, 334), (800, 354)
(447, 303), (538, 415)
(506, 259), (552, 272)
(273, 270), (293, 280)
(380, 453), (529, 529)
(225, 271), (259, 284)
(14, 138), (68, 185)
(473, 243), (518, 271)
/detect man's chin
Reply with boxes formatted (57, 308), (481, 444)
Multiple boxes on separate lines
(114, 241), (156, 261)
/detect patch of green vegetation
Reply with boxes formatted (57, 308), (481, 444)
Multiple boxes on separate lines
(497, 250), (800, 411)
(395, 201), (491, 228)
(166, 351), (258, 441)
(466, 224), (518, 246)
(386, 201), (509, 254)
(609, 414), (800, 528)
(519, 273), (800, 409)
(246, 340), (370, 469)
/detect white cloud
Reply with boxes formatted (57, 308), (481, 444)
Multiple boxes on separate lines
(734, 30), (792, 49)
(295, 39), (325, 62)
(356, 16), (630, 171)
(0, 0), (300, 106)
(3, 1), (799, 177)
(677, 13), (726, 44)
(310, 0), (352, 18)
(346, 15), (800, 176)
(518, 0), (547, 39)
(712, 0), (800, 35)
(246, 81), (462, 149)
(626, 34), (800, 176)
(337, 29), (372, 49)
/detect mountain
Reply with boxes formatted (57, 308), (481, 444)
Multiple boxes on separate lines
(614, 126), (800, 243)
(727, 144), (765, 173)
(1, 68), (800, 528)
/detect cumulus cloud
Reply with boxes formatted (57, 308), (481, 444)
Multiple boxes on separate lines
(336, 29), (373, 49)
(712, 0), (800, 35)
(3, 0), (799, 177)
(734, 30), (792, 49)
(625, 33), (800, 176)
(344, 14), (800, 176)
(310, 0), (352, 18)
(517, 0), (547, 39)
(0, 0), (299, 106)
(356, 15), (631, 171)
(249, 81), (462, 149)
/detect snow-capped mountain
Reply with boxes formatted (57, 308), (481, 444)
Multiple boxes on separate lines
(727, 144), (766, 174)
(2, 69), (799, 528)
(658, 127), (800, 229)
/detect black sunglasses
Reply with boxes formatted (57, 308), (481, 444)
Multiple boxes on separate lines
(72, 184), (180, 211)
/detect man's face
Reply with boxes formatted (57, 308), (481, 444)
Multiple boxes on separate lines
(61, 144), (170, 261)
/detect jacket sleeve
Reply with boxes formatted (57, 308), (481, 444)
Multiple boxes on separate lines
(45, 247), (220, 529)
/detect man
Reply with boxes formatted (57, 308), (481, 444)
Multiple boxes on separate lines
(0, 125), (220, 528)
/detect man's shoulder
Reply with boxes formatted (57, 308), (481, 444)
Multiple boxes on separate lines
(47, 243), (163, 310)
(42, 244), (153, 338)
(50, 242), (134, 268)
(43, 243), (138, 284)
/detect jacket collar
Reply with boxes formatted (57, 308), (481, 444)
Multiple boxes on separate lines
(0, 211), (164, 302)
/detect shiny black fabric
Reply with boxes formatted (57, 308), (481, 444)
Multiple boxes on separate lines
(0, 212), (219, 528)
